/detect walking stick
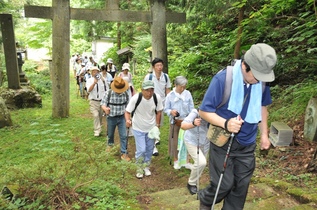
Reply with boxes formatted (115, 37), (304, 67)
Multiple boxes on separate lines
(211, 93), (248, 209)
(170, 117), (176, 165)
(211, 133), (234, 210)
(126, 127), (130, 156)
(196, 119), (200, 200)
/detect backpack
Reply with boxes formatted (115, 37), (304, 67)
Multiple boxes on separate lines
(217, 66), (266, 109)
(107, 90), (129, 106)
(149, 73), (168, 83)
(131, 92), (158, 117)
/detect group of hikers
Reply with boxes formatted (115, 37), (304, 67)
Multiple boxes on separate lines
(72, 42), (277, 210)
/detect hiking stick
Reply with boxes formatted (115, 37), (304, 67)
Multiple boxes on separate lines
(211, 133), (234, 210)
(126, 127), (129, 156)
(170, 117), (176, 165)
(211, 93), (248, 210)
(196, 119), (200, 200)
(102, 112), (109, 142)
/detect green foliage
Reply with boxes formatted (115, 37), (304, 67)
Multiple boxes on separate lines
(23, 60), (52, 95)
(269, 78), (317, 123)
(101, 45), (119, 66)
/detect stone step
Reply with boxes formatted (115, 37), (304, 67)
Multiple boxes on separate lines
(141, 183), (317, 210)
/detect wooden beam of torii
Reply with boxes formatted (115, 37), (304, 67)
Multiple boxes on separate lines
(24, 0), (186, 118)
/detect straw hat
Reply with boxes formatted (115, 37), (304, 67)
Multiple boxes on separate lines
(111, 77), (129, 93)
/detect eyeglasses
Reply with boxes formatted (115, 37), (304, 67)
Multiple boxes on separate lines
(244, 61), (251, 72)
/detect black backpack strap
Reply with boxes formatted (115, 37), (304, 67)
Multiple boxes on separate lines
(153, 93), (158, 114)
(106, 89), (112, 106)
(107, 90), (129, 106)
(131, 93), (143, 117)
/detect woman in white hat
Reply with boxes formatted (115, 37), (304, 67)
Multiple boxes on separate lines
(106, 58), (117, 78)
(118, 63), (136, 97)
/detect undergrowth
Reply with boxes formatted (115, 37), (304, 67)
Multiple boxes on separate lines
(1, 60), (317, 208)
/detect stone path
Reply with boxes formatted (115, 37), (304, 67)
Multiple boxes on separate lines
(140, 183), (317, 210)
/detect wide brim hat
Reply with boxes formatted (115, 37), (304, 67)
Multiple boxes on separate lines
(107, 58), (113, 64)
(90, 66), (100, 71)
(244, 43), (277, 82)
(122, 63), (130, 71)
(111, 77), (129, 93)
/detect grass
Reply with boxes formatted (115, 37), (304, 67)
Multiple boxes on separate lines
(1, 61), (317, 208)
(0, 74), (149, 209)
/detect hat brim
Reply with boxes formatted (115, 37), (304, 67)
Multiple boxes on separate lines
(111, 79), (129, 93)
(142, 85), (155, 90)
(91, 67), (100, 71)
(251, 68), (275, 82)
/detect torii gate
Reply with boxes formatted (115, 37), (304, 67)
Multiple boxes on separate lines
(24, 0), (186, 118)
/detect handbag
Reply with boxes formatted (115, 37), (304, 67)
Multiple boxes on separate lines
(174, 119), (183, 127)
(207, 124), (231, 147)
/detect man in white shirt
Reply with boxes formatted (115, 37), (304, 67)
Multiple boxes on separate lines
(86, 66), (107, 137)
(144, 58), (171, 156)
(125, 80), (163, 178)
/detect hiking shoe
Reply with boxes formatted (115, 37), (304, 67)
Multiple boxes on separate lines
(136, 172), (144, 179)
(187, 183), (197, 195)
(152, 147), (159, 156)
(155, 139), (160, 145)
(94, 132), (100, 137)
(174, 161), (181, 170)
(144, 167), (151, 176)
(121, 154), (131, 161)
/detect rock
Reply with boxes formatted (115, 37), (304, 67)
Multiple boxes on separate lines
(0, 86), (42, 110)
(304, 97), (317, 142)
(0, 97), (13, 128)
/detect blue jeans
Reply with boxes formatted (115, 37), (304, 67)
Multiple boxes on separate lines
(133, 129), (155, 167)
(107, 115), (127, 154)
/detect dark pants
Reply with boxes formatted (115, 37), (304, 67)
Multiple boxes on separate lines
(198, 138), (256, 210)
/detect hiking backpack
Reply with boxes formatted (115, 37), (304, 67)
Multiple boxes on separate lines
(131, 92), (158, 117)
(149, 73), (168, 83)
(106, 90), (129, 106)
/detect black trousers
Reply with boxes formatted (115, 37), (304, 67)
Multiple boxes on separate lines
(198, 138), (256, 210)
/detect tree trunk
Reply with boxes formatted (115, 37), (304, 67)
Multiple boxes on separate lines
(117, 22), (121, 50)
(234, 5), (245, 59)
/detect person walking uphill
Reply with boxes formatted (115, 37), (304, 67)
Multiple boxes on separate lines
(144, 57), (171, 156)
(101, 77), (130, 161)
(86, 66), (107, 137)
(181, 109), (210, 195)
(125, 80), (163, 179)
(198, 43), (277, 210)
(164, 76), (194, 169)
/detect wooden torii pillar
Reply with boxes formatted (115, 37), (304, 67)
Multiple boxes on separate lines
(24, 0), (186, 118)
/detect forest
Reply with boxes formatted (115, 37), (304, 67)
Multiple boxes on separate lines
(0, 0), (317, 209)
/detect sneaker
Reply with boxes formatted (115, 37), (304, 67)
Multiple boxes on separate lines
(136, 172), (144, 179)
(174, 161), (181, 170)
(121, 154), (131, 161)
(155, 139), (160, 145)
(152, 146), (159, 156)
(185, 163), (193, 170)
(94, 132), (100, 137)
(144, 167), (151, 176)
